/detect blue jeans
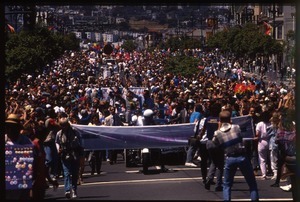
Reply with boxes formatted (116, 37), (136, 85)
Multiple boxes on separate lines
(207, 148), (224, 187)
(186, 145), (197, 163)
(44, 142), (59, 177)
(61, 157), (80, 193)
(223, 156), (259, 201)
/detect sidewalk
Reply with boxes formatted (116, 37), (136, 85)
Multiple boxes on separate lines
(243, 70), (295, 89)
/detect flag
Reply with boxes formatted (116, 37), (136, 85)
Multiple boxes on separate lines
(234, 83), (256, 94)
(263, 21), (273, 36)
(6, 23), (15, 33)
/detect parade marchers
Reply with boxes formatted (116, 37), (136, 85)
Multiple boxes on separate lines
(5, 47), (295, 200)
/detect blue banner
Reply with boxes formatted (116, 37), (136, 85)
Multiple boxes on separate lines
(72, 123), (195, 150)
(231, 115), (255, 139)
(72, 115), (254, 150)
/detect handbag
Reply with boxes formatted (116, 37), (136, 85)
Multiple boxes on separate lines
(188, 119), (201, 147)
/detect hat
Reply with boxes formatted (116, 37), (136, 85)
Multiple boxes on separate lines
(219, 123), (232, 132)
(143, 109), (154, 117)
(131, 115), (138, 122)
(6, 114), (21, 125)
(280, 88), (287, 94)
(188, 99), (194, 103)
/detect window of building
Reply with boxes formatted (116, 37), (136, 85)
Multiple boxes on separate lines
(277, 24), (283, 39)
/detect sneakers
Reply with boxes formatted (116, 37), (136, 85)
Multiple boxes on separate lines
(185, 162), (197, 167)
(71, 189), (78, 199)
(65, 191), (71, 199)
(260, 175), (267, 180)
(197, 156), (201, 161)
(280, 184), (292, 192)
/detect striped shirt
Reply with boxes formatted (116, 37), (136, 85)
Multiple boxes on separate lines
(212, 124), (244, 155)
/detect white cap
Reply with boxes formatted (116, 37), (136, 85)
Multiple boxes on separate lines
(188, 99), (194, 103)
(131, 115), (138, 122)
(143, 109), (154, 117)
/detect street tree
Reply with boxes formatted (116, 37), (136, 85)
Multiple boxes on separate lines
(5, 26), (79, 81)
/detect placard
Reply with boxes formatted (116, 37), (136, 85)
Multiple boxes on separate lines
(5, 144), (34, 190)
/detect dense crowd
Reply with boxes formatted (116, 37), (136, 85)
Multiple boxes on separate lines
(5, 46), (296, 200)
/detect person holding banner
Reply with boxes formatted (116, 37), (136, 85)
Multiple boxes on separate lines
(141, 109), (168, 174)
(212, 110), (259, 201)
(199, 102), (223, 191)
(5, 114), (33, 200)
(87, 114), (103, 175)
(185, 104), (204, 167)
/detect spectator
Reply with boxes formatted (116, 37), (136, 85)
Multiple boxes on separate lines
(255, 110), (272, 179)
(44, 109), (60, 179)
(31, 118), (59, 199)
(5, 114), (33, 200)
(268, 111), (280, 181)
(273, 108), (296, 200)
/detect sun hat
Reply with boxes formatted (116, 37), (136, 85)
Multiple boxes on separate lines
(5, 114), (21, 125)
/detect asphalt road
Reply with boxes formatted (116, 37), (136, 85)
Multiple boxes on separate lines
(44, 153), (293, 201)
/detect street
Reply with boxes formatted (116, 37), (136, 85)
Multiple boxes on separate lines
(45, 153), (293, 201)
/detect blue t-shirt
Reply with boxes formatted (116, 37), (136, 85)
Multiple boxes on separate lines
(189, 112), (202, 123)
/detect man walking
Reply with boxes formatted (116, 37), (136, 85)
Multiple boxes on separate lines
(56, 112), (83, 199)
(212, 110), (259, 201)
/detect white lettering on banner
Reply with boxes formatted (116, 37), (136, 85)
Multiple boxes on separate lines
(72, 115), (254, 150)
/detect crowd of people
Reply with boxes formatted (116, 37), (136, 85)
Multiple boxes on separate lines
(5, 46), (296, 200)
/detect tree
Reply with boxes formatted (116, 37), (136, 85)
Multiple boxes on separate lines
(164, 55), (201, 77)
(206, 23), (283, 61)
(5, 26), (79, 80)
(121, 40), (137, 52)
